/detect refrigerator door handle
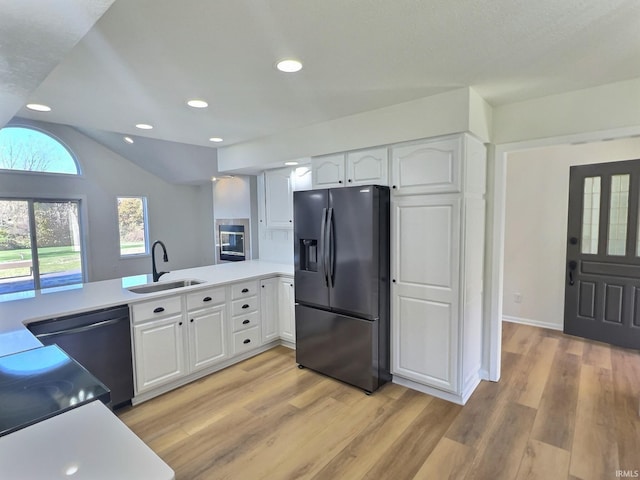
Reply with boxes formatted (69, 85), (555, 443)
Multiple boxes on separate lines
(320, 207), (328, 287)
(327, 207), (335, 288)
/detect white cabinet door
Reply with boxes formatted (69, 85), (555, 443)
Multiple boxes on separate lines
(188, 304), (227, 372)
(265, 168), (293, 228)
(260, 277), (279, 343)
(311, 153), (345, 189)
(134, 314), (186, 393)
(278, 277), (295, 343)
(346, 147), (388, 186)
(390, 136), (462, 195)
(391, 194), (460, 393)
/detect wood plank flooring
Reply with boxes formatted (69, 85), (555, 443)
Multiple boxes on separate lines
(117, 322), (640, 480)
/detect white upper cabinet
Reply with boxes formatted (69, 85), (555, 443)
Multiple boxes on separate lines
(264, 168), (293, 228)
(312, 149), (389, 189)
(390, 136), (462, 195)
(346, 147), (388, 186)
(311, 153), (345, 189)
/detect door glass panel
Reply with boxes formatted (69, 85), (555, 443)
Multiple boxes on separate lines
(607, 174), (630, 256)
(581, 176), (601, 254)
(0, 200), (35, 293)
(34, 201), (83, 289)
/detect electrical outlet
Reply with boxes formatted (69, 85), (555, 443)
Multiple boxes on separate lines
(514, 292), (522, 304)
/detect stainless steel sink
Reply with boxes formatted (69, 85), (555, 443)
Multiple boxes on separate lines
(127, 279), (204, 294)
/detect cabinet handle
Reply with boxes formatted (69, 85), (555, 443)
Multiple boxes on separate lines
(242, 319), (250, 325)
(392, 279), (396, 283)
(290, 284), (293, 287)
(153, 307), (165, 313)
(203, 296), (212, 302)
(179, 321), (183, 326)
(241, 288), (249, 293)
(392, 185), (397, 189)
(242, 304), (250, 309)
(348, 179), (352, 182)
(243, 339), (251, 344)
(190, 319), (194, 323)
(338, 180), (343, 184)
(289, 219), (292, 222)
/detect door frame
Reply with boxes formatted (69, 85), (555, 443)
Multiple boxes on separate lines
(485, 125), (640, 382)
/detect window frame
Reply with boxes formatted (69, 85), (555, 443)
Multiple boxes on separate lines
(117, 196), (150, 258)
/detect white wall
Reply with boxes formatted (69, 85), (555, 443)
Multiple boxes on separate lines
(1, 119), (214, 282)
(493, 78), (640, 145)
(217, 87), (489, 172)
(503, 136), (640, 329)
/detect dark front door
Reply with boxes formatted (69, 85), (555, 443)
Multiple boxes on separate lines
(565, 159), (640, 349)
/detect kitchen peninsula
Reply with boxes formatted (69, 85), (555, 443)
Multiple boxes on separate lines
(0, 260), (293, 479)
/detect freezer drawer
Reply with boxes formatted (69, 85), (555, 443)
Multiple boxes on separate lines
(295, 304), (383, 393)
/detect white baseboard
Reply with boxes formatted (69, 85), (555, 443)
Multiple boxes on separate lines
(503, 315), (563, 331)
(392, 375), (480, 405)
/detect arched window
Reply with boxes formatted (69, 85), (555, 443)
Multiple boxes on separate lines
(0, 126), (80, 175)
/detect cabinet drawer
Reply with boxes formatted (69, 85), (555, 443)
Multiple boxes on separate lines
(232, 326), (260, 354)
(231, 296), (258, 316)
(232, 310), (260, 332)
(186, 287), (226, 311)
(132, 295), (183, 323)
(231, 281), (259, 299)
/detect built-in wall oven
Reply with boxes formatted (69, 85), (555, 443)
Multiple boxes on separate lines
(215, 218), (250, 263)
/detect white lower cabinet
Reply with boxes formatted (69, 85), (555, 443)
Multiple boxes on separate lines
(132, 276), (295, 403)
(260, 277), (279, 343)
(278, 277), (295, 343)
(133, 313), (186, 393)
(132, 288), (228, 396)
(188, 304), (227, 372)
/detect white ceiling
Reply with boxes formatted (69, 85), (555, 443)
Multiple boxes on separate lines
(0, 0), (114, 126)
(5, 0), (640, 178)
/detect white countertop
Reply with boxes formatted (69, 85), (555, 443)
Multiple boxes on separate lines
(0, 260), (293, 476)
(0, 400), (175, 480)
(0, 260), (293, 357)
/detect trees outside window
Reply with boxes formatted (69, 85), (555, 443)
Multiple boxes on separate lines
(0, 126), (79, 174)
(118, 197), (148, 256)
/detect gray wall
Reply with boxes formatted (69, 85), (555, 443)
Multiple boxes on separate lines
(0, 119), (214, 282)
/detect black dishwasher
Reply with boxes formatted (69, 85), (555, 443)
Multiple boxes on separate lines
(27, 305), (134, 408)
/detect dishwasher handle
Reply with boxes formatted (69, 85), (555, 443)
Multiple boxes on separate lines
(32, 316), (129, 339)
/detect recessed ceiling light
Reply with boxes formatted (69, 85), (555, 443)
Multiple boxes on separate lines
(123, 136), (134, 144)
(26, 103), (51, 112)
(135, 123), (153, 130)
(209, 137), (223, 143)
(211, 177), (218, 182)
(276, 59), (303, 73)
(285, 161), (299, 166)
(187, 99), (208, 108)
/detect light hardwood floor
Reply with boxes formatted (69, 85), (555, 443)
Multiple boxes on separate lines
(117, 322), (640, 480)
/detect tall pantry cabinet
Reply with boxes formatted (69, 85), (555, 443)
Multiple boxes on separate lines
(389, 133), (486, 404)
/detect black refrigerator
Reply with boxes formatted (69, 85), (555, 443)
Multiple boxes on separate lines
(294, 184), (390, 393)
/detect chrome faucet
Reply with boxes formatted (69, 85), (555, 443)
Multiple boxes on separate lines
(151, 240), (169, 282)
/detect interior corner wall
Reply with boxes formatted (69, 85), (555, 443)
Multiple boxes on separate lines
(492, 78), (640, 145)
(503, 136), (640, 329)
(1, 120), (213, 282)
